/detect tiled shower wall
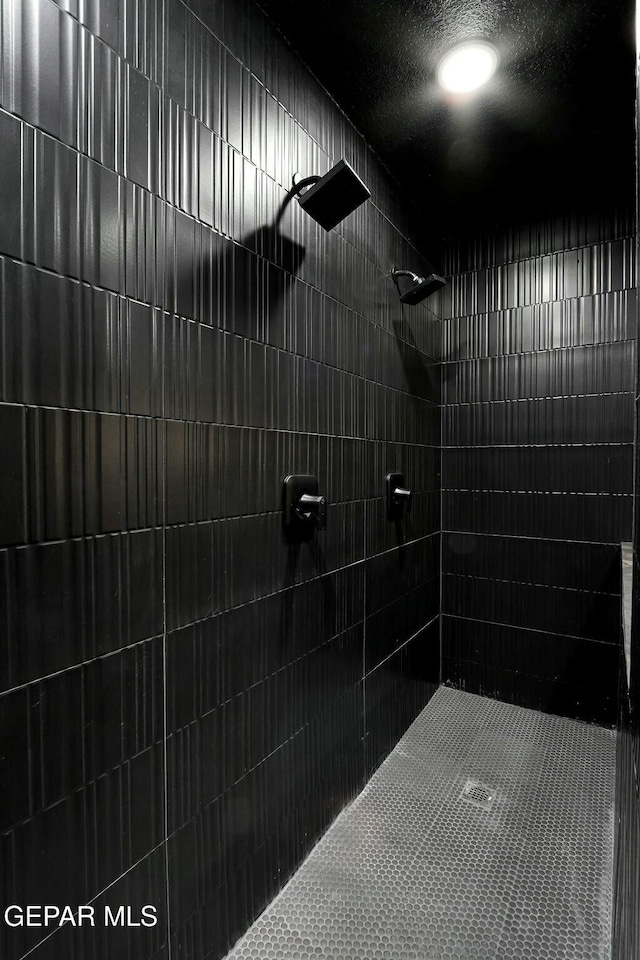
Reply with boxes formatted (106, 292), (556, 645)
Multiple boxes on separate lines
(0, 1), (440, 959)
(440, 214), (635, 726)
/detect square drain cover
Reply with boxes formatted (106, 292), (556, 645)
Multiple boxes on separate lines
(460, 779), (495, 812)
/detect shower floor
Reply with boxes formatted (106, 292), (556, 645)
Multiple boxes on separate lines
(226, 686), (616, 960)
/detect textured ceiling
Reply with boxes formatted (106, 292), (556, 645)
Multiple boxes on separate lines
(258, 0), (636, 245)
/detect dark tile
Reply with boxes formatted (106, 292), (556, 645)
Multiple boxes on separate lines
(365, 535), (439, 616)
(442, 533), (621, 593)
(126, 65), (159, 192)
(166, 0), (188, 107)
(442, 489), (632, 542)
(365, 619), (439, 775)
(0, 260), (121, 412)
(443, 659), (617, 727)
(81, 158), (121, 291)
(365, 579), (439, 673)
(0, 687), (30, 833)
(442, 615), (619, 725)
(127, 301), (160, 416)
(83, 639), (164, 783)
(21, 845), (170, 960)
(442, 445), (633, 496)
(83, 31), (120, 170)
(225, 51), (243, 152)
(35, 668), (84, 810)
(0, 112), (23, 258)
(0, 405), (26, 546)
(443, 393), (634, 446)
(2, 792), (88, 960)
(1, 0), (78, 147)
(444, 342), (633, 405)
(35, 134), (80, 277)
(165, 522), (218, 630)
(443, 575), (621, 643)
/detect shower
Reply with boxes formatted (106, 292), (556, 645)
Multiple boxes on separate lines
(391, 268), (446, 304)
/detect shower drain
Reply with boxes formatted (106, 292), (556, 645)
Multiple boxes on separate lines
(460, 779), (495, 811)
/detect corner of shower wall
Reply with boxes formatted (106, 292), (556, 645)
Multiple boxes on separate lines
(439, 212), (635, 726)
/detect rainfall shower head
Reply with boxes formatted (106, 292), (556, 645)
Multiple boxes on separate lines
(293, 159), (371, 231)
(391, 269), (446, 305)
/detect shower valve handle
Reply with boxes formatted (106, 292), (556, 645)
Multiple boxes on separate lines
(392, 486), (412, 512)
(296, 492), (327, 529)
(386, 472), (412, 521)
(282, 475), (327, 541)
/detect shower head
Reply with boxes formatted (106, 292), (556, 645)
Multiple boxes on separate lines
(294, 159), (371, 231)
(391, 269), (446, 305)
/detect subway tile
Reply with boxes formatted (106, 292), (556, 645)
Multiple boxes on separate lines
(365, 535), (440, 615)
(34, 133), (80, 277)
(0, 405), (26, 546)
(365, 580), (439, 673)
(126, 63), (161, 193)
(123, 0), (165, 87)
(443, 393), (634, 446)
(34, 667), (84, 810)
(442, 615), (619, 687)
(443, 341), (633, 405)
(19, 844), (170, 960)
(2, 791), (87, 960)
(1, 529), (162, 689)
(443, 575), (621, 643)
(165, 521), (219, 630)
(79, 28), (122, 171)
(444, 657), (617, 726)
(2, 768), (166, 960)
(442, 211), (634, 274)
(364, 490), (440, 556)
(0, 111), (23, 258)
(1, 0), (79, 147)
(442, 444), (633, 495)
(23, 409), (162, 541)
(364, 619), (439, 775)
(442, 290), (636, 361)
(64, 0), (122, 52)
(0, 259), (121, 412)
(443, 489), (632, 542)
(126, 300), (162, 416)
(0, 687), (30, 833)
(442, 237), (635, 319)
(442, 533), (621, 593)
(82, 638), (164, 783)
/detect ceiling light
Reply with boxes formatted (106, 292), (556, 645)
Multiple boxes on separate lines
(437, 42), (498, 94)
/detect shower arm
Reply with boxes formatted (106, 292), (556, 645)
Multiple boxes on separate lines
(291, 174), (322, 193)
(273, 174), (322, 228)
(392, 269), (422, 283)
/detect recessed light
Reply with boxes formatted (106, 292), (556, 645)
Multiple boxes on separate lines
(437, 42), (498, 94)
